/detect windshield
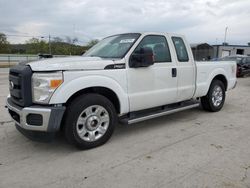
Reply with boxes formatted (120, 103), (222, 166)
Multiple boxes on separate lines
(83, 33), (141, 58)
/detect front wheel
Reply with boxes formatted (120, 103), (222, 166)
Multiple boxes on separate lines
(63, 94), (117, 149)
(201, 80), (226, 112)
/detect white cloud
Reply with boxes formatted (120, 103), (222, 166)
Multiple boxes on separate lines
(0, 0), (249, 45)
(14, 22), (48, 37)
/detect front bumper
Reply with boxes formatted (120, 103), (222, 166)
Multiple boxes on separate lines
(6, 97), (65, 132)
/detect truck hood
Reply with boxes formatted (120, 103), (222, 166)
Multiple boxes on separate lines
(28, 56), (118, 71)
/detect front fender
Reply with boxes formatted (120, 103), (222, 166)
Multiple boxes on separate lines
(49, 75), (129, 114)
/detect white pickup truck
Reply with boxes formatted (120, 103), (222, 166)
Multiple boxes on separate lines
(6, 32), (237, 149)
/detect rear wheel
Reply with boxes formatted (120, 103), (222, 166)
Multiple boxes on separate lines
(63, 94), (117, 149)
(201, 80), (225, 112)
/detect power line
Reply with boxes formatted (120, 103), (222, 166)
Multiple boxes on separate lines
(4, 33), (91, 45)
(5, 33), (94, 40)
(5, 34), (45, 38)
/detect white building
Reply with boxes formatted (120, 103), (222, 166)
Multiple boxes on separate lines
(213, 44), (250, 58)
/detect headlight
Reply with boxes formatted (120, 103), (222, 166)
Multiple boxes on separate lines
(32, 72), (63, 104)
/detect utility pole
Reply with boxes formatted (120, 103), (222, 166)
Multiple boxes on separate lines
(223, 27), (228, 45)
(48, 34), (52, 54)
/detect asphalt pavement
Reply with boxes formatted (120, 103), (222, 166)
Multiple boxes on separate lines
(0, 69), (250, 188)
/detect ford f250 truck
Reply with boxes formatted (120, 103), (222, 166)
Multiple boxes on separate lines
(6, 32), (237, 149)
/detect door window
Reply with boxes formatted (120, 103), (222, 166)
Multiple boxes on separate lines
(133, 35), (171, 63)
(172, 37), (189, 62)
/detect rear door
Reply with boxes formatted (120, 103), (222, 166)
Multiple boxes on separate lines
(171, 36), (196, 102)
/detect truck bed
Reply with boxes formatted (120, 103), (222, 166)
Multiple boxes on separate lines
(194, 61), (237, 98)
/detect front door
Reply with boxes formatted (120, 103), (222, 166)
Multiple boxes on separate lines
(126, 35), (178, 112)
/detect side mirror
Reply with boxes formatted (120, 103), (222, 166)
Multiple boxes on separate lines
(129, 47), (154, 68)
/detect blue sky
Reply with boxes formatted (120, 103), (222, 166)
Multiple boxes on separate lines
(0, 0), (249, 45)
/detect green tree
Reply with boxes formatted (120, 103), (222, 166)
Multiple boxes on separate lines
(26, 38), (49, 54)
(53, 37), (64, 43)
(9, 36), (89, 55)
(86, 39), (99, 48)
(0, 33), (10, 53)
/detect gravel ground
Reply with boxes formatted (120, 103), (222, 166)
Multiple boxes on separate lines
(0, 69), (250, 188)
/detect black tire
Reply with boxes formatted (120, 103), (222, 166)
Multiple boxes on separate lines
(201, 80), (226, 112)
(63, 93), (117, 149)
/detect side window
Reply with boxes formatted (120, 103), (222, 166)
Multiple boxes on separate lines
(172, 37), (189, 62)
(133, 35), (171, 62)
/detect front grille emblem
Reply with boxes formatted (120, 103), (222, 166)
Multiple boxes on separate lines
(9, 81), (14, 89)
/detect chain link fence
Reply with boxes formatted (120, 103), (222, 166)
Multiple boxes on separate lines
(0, 54), (69, 68)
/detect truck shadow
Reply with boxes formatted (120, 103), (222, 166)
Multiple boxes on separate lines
(112, 107), (204, 140)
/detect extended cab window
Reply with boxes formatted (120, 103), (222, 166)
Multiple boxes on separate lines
(133, 35), (171, 62)
(172, 37), (189, 62)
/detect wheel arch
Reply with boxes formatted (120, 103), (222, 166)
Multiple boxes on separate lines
(66, 87), (121, 114)
(203, 70), (229, 97)
(49, 75), (129, 115)
(211, 74), (228, 91)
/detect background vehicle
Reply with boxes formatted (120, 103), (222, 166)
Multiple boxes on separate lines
(217, 55), (250, 77)
(6, 32), (237, 149)
(239, 57), (250, 76)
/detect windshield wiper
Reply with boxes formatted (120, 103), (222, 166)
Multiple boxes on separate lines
(89, 55), (100, 57)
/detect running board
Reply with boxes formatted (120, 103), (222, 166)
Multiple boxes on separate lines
(120, 101), (200, 125)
